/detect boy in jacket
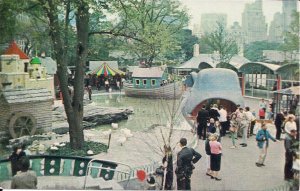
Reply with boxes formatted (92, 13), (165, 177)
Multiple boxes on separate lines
(255, 123), (278, 167)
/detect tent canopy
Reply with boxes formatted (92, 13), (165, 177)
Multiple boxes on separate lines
(89, 63), (125, 77)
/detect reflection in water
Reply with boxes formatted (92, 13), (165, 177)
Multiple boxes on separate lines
(92, 93), (188, 131)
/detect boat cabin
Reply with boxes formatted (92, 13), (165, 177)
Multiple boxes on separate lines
(131, 66), (168, 89)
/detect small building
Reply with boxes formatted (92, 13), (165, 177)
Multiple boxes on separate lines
(273, 86), (300, 116)
(131, 66), (168, 89)
(0, 88), (53, 138)
(0, 41), (54, 98)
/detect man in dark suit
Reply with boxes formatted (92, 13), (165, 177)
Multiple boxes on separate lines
(176, 138), (201, 190)
(197, 105), (209, 140)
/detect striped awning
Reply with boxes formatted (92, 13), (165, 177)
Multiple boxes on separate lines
(90, 63), (125, 76)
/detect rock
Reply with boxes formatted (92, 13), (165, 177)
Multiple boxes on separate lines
(51, 104), (133, 134)
(87, 150), (94, 155)
(50, 146), (59, 151)
(8, 135), (52, 149)
(38, 144), (46, 154)
(51, 122), (69, 134)
(0, 131), (10, 143)
(83, 105), (133, 126)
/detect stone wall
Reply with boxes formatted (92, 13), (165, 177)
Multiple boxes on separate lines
(26, 77), (55, 98)
(0, 101), (52, 141)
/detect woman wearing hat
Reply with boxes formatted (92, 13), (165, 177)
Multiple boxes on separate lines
(209, 133), (222, 181)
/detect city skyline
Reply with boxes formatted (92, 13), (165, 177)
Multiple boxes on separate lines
(180, 0), (288, 29)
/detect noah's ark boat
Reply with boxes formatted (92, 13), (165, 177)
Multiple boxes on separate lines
(124, 66), (182, 99)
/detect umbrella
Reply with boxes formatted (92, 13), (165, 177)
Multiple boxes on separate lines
(90, 63), (125, 77)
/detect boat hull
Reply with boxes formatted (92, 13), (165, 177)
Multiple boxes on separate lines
(123, 82), (182, 99)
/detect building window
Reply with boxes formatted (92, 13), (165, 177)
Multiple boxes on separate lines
(151, 79), (156, 86)
(143, 79), (147, 85)
(135, 79), (140, 85)
(24, 62), (28, 72)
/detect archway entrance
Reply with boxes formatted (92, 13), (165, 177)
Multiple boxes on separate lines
(191, 98), (238, 117)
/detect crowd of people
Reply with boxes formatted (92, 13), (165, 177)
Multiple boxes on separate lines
(150, 101), (299, 190)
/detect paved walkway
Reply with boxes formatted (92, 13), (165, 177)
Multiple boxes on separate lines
(190, 124), (287, 191)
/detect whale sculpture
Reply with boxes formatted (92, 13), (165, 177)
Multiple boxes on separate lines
(181, 68), (244, 118)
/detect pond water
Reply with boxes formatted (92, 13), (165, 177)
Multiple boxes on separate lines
(92, 92), (188, 131)
(0, 93), (190, 159)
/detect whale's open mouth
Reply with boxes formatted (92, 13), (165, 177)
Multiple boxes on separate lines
(190, 99), (238, 117)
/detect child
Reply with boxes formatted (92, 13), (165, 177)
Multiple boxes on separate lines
(255, 123), (278, 167)
(259, 108), (265, 119)
(205, 134), (213, 177)
(147, 174), (156, 190)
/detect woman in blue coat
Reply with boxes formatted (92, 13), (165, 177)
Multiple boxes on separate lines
(255, 123), (278, 167)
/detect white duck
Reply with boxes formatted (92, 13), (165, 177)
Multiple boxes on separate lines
(102, 129), (112, 138)
(111, 123), (119, 130)
(117, 136), (127, 146)
(121, 128), (133, 138)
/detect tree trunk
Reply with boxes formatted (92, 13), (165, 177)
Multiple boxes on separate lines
(69, 0), (90, 149)
(42, 0), (87, 149)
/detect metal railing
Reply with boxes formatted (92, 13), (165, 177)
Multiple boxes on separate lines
(84, 158), (133, 189)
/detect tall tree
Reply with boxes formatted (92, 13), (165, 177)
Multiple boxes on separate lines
(37, 0), (94, 149)
(110, 0), (188, 67)
(0, 0), (20, 44)
(244, 41), (281, 62)
(166, 29), (199, 62)
(280, 11), (300, 63)
(202, 22), (239, 67)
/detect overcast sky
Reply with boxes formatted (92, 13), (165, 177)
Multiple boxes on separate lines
(180, 0), (287, 28)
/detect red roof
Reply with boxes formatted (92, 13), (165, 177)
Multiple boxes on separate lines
(4, 41), (29, 59)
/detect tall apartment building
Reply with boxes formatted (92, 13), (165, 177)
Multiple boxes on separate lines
(269, 12), (284, 43)
(229, 22), (244, 56)
(200, 13), (227, 35)
(282, 0), (298, 32)
(242, 0), (268, 44)
(268, 0), (298, 43)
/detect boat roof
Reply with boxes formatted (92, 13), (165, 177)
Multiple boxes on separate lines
(132, 66), (166, 78)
